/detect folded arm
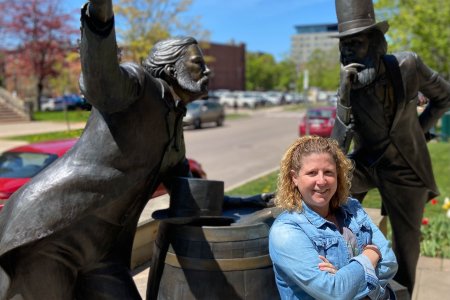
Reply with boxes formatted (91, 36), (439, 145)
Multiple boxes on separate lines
(269, 222), (377, 299)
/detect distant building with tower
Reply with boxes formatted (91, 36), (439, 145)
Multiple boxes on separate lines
(291, 23), (339, 66)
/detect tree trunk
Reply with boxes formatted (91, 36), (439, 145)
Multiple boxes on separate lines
(36, 81), (43, 112)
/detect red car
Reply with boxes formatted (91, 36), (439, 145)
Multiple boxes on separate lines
(0, 138), (207, 211)
(299, 106), (336, 137)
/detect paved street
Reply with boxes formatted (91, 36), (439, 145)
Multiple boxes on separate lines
(183, 108), (300, 190)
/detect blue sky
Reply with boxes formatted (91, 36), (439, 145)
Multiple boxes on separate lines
(69, 0), (337, 61)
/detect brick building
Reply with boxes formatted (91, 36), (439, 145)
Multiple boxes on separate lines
(201, 42), (246, 91)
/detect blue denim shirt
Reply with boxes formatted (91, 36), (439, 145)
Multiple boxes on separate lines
(269, 198), (398, 300)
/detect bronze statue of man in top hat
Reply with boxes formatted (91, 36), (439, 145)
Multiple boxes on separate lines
(331, 0), (450, 296)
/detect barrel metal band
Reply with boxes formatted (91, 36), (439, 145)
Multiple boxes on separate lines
(165, 253), (272, 271)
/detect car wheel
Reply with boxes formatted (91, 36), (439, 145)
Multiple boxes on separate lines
(216, 116), (224, 127)
(194, 118), (202, 129)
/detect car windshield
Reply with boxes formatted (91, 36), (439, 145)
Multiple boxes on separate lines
(307, 109), (333, 119)
(0, 152), (58, 178)
(186, 102), (202, 110)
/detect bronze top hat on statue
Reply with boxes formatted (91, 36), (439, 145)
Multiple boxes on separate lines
(331, 0), (389, 38)
(152, 177), (225, 224)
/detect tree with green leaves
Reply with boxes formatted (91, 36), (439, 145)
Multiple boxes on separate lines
(299, 49), (340, 91)
(245, 52), (279, 91)
(275, 58), (298, 92)
(48, 51), (81, 96)
(115, 0), (209, 62)
(376, 0), (450, 80)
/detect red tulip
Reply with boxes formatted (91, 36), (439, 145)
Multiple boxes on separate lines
(431, 199), (438, 205)
(421, 218), (429, 225)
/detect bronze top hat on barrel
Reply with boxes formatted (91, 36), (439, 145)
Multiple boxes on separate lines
(331, 0), (389, 38)
(152, 177), (226, 224)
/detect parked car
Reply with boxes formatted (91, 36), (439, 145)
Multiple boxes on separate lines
(0, 139), (207, 211)
(41, 94), (91, 111)
(218, 92), (238, 107)
(235, 92), (266, 108)
(298, 106), (336, 137)
(262, 91), (285, 105)
(41, 97), (66, 111)
(183, 99), (225, 129)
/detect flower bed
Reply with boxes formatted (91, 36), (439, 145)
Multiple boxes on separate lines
(420, 197), (450, 258)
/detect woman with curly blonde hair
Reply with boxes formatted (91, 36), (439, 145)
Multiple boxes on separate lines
(275, 135), (353, 212)
(269, 136), (397, 299)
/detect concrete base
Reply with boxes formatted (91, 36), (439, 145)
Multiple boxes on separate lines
(390, 279), (410, 300)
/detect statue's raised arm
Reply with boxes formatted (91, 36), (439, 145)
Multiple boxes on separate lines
(87, 0), (113, 23)
(80, 0), (145, 113)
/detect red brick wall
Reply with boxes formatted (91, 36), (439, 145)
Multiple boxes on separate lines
(200, 42), (246, 91)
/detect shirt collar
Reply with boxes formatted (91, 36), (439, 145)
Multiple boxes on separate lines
(301, 200), (354, 228)
(157, 78), (187, 115)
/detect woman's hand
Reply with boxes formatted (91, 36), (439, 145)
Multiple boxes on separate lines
(318, 255), (337, 275)
(362, 244), (381, 268)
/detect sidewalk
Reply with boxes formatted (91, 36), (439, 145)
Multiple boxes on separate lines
(0, 120), (86, 152)
(0, 120), (449, 299)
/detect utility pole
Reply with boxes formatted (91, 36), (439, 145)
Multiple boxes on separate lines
(303, 69), (310, 136)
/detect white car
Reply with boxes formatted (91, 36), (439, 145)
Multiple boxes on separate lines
(41, 98), (65, 111)
(234, 92), (265, 109)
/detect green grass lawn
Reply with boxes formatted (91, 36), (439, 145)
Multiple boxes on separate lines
(33, 109), (250, 123)
(33, 110), (91, 123)
(225, 112), (251, 120)
(282, 101), (333, 112)
(7, 129), (84, 143)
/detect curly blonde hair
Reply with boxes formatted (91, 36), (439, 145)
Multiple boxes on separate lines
(275, 136), (353, 212)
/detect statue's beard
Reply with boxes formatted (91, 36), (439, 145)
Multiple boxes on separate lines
(353, 67), (377, 89)
(176, 64), (209, 97)
(341, 53), (379, 89)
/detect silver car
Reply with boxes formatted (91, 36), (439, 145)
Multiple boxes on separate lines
(183, 99), (225, 129)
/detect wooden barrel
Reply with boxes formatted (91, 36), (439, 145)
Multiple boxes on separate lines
(156, 218), (280, 300)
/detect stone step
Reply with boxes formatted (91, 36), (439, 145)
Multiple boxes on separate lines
(0, 102), (29, 123)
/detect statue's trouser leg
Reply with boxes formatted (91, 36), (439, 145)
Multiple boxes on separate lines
(351, 145), (428, 297)
(146, 222), (173, 300)
(76, 261), (141, 300)
(6, 248), (76, 300)
(376, 171), (427, 297)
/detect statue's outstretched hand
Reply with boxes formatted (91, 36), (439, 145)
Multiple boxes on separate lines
(88, 0), (113, 23)
(339, 63), (364, 106)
